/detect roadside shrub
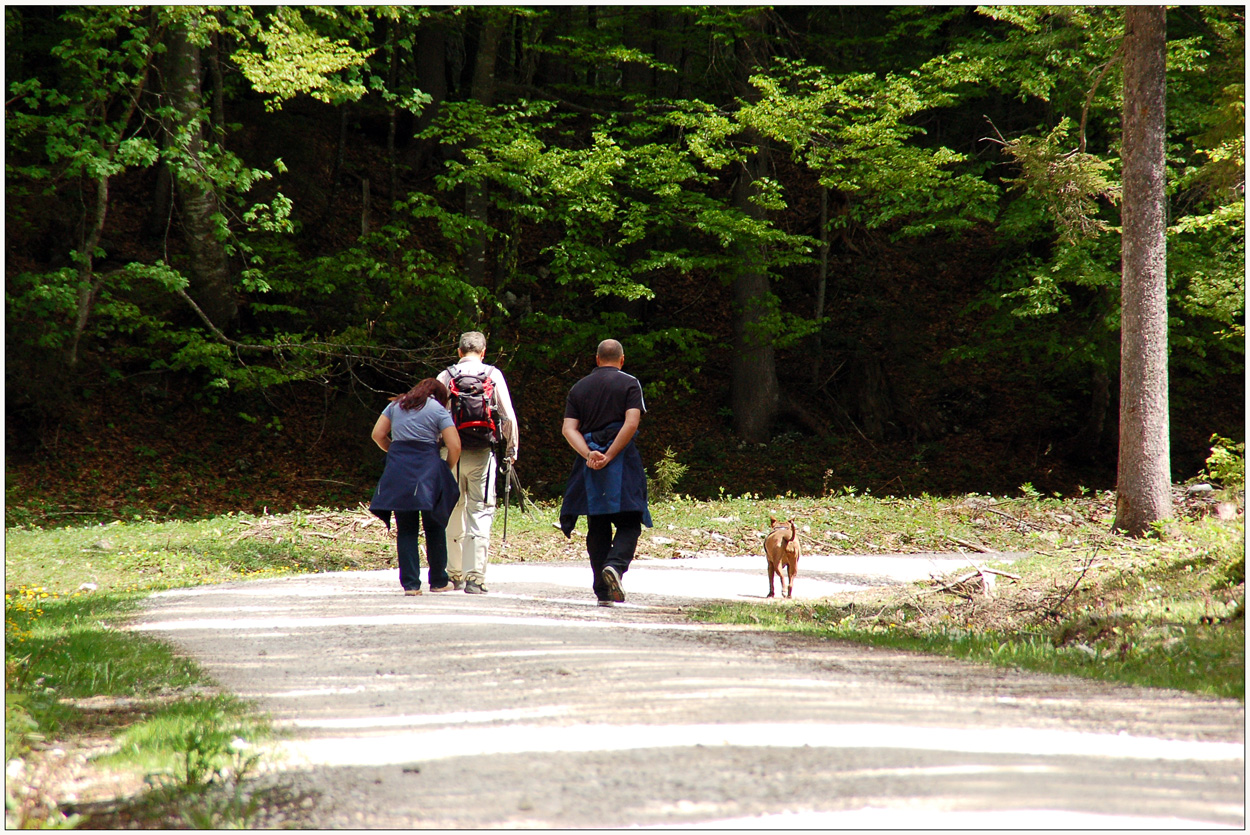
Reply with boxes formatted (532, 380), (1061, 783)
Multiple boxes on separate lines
(648, 447), (688, 498)
(1202, 434), (1245, 489)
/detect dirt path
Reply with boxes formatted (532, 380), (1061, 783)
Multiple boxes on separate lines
(132, 554), (1245, 829)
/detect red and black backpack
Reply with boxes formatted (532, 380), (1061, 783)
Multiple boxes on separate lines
(447, 366), (499, 449)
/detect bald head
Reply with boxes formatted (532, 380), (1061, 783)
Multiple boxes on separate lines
(596, 339), (624, 367)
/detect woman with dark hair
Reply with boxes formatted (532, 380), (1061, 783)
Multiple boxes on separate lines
(369, 378), (461, 595)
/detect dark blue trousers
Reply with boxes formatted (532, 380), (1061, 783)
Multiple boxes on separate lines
(394, 510), (449, 591)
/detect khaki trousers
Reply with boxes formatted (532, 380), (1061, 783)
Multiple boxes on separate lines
(443, 447), (496, 583)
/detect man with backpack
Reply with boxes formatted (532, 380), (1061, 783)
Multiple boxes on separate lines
(436, 331), (519, 594)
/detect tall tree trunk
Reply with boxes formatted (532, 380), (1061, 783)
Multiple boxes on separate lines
(1115, 5), (1171, 536)
(812, 185), (830, 372)
(410, 17), (448, 172)
(328, 104), (349, 213)
(386, 20), (399, 219)
(728, 13), (780, 443)
(65, 175), (111, 367)
(206, 29), (226, 137)
(730, 146), (781, 443)
(68, 25), (157, 366)
(464, 11), (505, 319)
(168, 23), (237, 330)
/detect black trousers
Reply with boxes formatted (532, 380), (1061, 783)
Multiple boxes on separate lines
(586, 511), (642, 601)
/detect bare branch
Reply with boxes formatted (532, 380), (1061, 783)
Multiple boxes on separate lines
(1076, 43), (1125, 155)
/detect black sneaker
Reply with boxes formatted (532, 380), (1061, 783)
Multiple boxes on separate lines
(464, 580), (488, 594)
(601, 566), (625, 603)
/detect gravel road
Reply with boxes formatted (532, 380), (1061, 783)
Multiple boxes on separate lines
(132, 552), (1245, 829)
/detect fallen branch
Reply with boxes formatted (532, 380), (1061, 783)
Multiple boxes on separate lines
(948, 536), (993, 553)
(1044, 544), (1101, 616)
(925, 570), (980, 600)
(924, 565), (1019, 599)
(805, 536), (850, 552)
(985, 507), (1038, 529)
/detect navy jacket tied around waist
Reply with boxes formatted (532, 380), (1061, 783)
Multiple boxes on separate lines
(559, 422), (652, 536)
(370, 440), (460, 530)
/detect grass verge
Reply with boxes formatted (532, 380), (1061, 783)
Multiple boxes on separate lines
(1, 508), (377, 828)
(684, 489), (1244, 700)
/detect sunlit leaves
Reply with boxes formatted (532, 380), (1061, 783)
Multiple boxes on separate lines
(231, 10), (372, 111)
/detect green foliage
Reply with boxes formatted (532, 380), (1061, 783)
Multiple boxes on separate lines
(230, 7), (373, 111)
(3, 5), (1242, 460)
(1201, 434), (1246, 489)
(648, 447), (689, 499)
(997, 118), (1120, 244)
(940, 7), (1244, 421)
(5, 6), (378, 401)
(740, 57), (998, 234)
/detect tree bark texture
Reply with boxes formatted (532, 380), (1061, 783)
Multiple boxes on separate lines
(1115, 5), (1171, 536)
(168, 24), (238, 330)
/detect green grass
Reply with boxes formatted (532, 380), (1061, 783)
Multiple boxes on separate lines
(687, 497), (1245, 700)
(3, 510), (349, 828)
(4, 510), (382, 596)
(5, 587), (271, 827)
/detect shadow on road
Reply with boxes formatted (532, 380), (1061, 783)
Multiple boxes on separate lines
(132, 564), (1245, 829)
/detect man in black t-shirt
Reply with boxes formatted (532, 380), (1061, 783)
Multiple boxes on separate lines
(559, 339), (653, 606)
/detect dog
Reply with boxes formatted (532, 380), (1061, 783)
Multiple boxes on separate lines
(764, 516), (800, 599)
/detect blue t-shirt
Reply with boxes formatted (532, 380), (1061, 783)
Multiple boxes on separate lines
(383, 397), (454, 444)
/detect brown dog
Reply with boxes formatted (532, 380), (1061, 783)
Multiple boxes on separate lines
(764, 516), (800, 599)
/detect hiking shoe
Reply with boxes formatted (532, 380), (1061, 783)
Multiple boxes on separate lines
(464, 580), (488, 594)
(429, 585), (454, 593)
(597, 600), (615, 608)
(601, 566), (625, 603)
(404, 589), (422, 596)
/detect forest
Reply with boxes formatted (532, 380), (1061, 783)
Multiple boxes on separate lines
(4, 5), (1245, 521)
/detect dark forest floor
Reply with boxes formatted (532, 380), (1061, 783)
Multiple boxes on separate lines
(4, 366), (1238, 529)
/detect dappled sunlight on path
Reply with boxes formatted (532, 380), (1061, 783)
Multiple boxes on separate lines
(133, 562), (1244, 829)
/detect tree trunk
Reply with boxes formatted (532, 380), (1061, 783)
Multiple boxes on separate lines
(206, 28), (226, 137)
(812, 185), (830, 372)
(410, 17), (448, 172)
(328, 104), (349, 212)
(65, 175), (111, 367)
(68, 21), (157, 366)
(464, 11), (506, 319)
(1115, 5), (1171, 536)
(385, 20), (399, 218)
(728, 13), (780, 443)
(168, 23), (237, 330)
(730, 152), (780, 444)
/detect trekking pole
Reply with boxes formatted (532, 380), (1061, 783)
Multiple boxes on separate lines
(508, 463), (536, 514)
(502, 454), (512, 544)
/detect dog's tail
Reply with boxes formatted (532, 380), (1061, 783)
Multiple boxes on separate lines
(787, 520), (796, 542)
